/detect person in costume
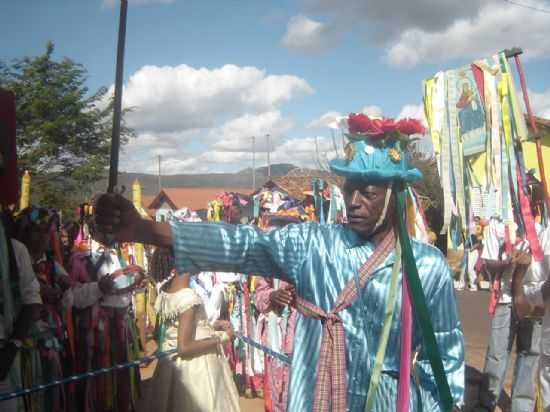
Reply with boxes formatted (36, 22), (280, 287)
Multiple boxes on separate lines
(148, 269), (240, 412)
(94, 112), (465, 411)
(509, 174), (550, 411)
(457, 216), (482, 291)
(0, 212), (42, 412)
(13, 207), (75, 412)
(67, 233), (142, 412)
(476, 173), (545, 412)
(254, 276), (296, 412)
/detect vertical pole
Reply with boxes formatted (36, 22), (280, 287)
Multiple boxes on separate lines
(512, 53), (550, 212)
(107, 0), (128, 194)
(266, 134), (271, 178)
(252, 136), (256, 189)
(158, 155), (161, 193)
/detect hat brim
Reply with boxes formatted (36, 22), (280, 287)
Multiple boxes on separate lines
(329, 159), (423, 182)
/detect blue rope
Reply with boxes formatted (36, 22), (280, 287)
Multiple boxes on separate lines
(236, 333), (291, 365)
(0, 349), (177, 402)
(0, 334), (291, 401)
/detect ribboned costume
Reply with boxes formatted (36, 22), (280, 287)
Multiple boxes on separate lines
(169, 114), (465, 411)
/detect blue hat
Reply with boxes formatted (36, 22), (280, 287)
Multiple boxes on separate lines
(329, 113), (423, 183)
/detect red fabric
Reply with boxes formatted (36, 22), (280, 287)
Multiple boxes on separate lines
(471, 64), (485, 103)
(0, 89), (18, 206)
(516, 165), (544, 261)
(488, 275), (500, 316)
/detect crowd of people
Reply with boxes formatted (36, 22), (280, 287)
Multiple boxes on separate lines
(1, 110), (549, 412)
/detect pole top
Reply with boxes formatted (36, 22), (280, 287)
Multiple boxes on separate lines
(503, 47), (523, 58)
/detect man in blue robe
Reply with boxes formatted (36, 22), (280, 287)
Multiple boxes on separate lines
(94, 113), (465, 411)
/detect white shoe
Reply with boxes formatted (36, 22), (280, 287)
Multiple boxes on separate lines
(469, 286), (478, 291)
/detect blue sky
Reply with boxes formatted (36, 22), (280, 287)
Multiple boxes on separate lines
(2, 0), (550, 174)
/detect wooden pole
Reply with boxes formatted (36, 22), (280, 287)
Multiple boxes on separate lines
(107, 0), (128, 193)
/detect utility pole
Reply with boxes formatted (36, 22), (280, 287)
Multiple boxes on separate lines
(158, 155), (162, 193)
(252, 136), (256, 189)
(266, 133), (271, 178)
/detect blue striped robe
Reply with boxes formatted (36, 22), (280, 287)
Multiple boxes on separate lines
(170, 221), (465, 411)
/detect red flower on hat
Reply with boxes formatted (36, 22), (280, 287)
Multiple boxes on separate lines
(373, 118), (398, 136)
(396, 118), (425, 136)
(348, 113), (372, 135)
(348, 113), (399, 138)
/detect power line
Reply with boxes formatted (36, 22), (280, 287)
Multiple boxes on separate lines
(503, 0), (550, 14)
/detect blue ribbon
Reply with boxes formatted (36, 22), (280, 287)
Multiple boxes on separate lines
(0, 349), (177, 401)
(236, 333), (292, 364)
(1, 334), (292, 401)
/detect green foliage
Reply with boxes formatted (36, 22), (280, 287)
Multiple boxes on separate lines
(0, 41), (133, 215)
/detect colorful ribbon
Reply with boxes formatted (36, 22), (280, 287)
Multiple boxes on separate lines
(396, 188), (454, 411)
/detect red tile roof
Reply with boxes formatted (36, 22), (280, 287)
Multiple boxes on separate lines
(254, 174), (344, 201)
(147, 187), (254, 211)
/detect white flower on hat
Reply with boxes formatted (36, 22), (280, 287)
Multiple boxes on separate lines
(364, 144), (375, 154)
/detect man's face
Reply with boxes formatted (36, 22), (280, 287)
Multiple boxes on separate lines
(343, 179), (393, 239)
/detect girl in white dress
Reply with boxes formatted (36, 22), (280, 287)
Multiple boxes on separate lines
(148, 270), (241, 412)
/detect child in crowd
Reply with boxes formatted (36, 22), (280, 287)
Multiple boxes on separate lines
(148, 256), (241, 412)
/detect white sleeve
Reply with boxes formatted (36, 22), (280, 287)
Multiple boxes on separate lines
(69, 282), (103, 309)
(523, 226), (550, 306)
(481, 220), (504, 260)
(11, 239), (42, 305)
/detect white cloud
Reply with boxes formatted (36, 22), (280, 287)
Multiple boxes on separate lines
(361, 105), (383, 117)
(307, 111), (342, 128)
(271, 136), (337, 170)
(303, 0), (485, 37)
(397, 104), (427, 125)
(120, 130), (198, 174)
(209, 111), (293, 152)
(529, 88), (550, 119)
(385, 1), (550, 66)
(281, 15), (338, 51)
(113, 63), (314, 175)
(102, 0), (175, 8)
(287, 1), (550, 67)
(116, 64), (313, 134)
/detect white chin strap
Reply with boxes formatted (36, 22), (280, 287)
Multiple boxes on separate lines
(372, 183), (393, 233)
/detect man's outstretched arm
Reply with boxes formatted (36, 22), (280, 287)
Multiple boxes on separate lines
(94, 193), (309, 283)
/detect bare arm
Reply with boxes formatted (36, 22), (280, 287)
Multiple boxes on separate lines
(483, 258), (512, 274)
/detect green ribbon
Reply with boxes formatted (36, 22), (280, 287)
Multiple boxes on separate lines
(396, 187), (454, 412)
(364, 242), (402, 412)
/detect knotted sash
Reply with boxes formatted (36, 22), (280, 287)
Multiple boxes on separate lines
(294, 230), (396, 412)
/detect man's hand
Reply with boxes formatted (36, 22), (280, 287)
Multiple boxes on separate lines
(94, 193), (143, 243)
(98, 275), (116, 295)
(269, 285), (296, 309)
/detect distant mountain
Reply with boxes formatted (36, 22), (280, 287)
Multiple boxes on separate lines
(93, 163), (299, 196)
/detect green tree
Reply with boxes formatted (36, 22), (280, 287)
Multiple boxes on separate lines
(0, 41), (133, 217)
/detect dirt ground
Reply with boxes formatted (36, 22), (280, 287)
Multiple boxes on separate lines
(137, 288), (518, 412)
